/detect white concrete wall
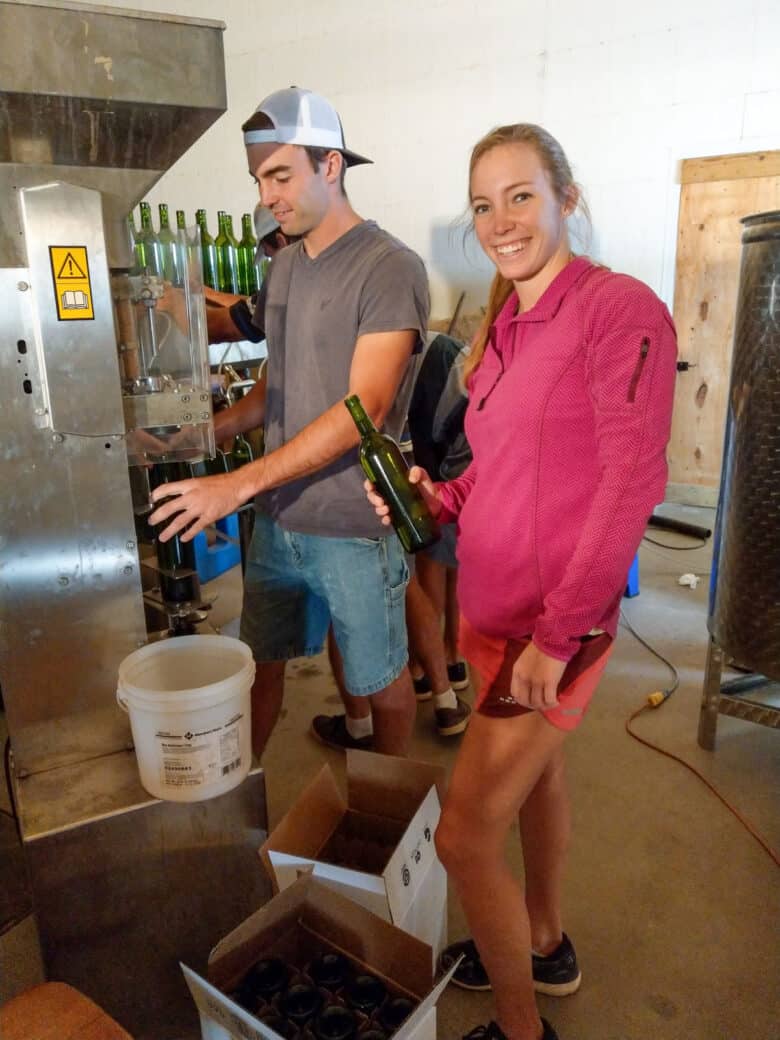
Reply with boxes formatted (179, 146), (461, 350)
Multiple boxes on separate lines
(102, 0), (779, 318)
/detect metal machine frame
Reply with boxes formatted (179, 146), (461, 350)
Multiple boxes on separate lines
(0, 5), (270, 1036)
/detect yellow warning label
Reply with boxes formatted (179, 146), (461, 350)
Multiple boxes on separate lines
(49, 246), (94, 321)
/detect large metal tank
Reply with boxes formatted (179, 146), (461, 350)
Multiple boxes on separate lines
(709, 210), (780, 680)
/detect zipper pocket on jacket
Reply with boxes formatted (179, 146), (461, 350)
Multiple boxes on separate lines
(627, 337), (650, 403)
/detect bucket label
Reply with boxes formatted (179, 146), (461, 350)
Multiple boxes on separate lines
(157, 715), (244, 788)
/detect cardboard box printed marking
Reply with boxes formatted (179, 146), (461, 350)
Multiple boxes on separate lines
(182, 874), (456, 1040)
(259, 751), (447, 962)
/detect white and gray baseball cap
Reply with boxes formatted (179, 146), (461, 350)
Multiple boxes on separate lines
(243, 87), (372, 167)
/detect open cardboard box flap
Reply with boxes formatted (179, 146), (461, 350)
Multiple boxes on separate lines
(345, 750), (446, 820)
(258, 754), (447, 959)
(259, 765), (345, 890)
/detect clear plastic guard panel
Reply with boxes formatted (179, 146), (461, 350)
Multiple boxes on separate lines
(115, 226), (215, 466)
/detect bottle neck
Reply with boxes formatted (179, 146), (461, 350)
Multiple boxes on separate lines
(176, 210), (186, 229)
(139, 203), (152, 230)
(344, 395), (376, 436)
(159, 205), (170, 230)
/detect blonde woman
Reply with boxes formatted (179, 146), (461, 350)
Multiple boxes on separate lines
(366, 124), (677, 1040)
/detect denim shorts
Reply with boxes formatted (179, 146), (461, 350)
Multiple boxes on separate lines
(240, 511), (410, 696)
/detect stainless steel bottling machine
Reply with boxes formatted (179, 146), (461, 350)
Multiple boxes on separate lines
(0, 3), (270, 1036)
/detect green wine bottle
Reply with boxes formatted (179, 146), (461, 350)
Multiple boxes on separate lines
(232, 433), (253, 467)
(195, 209), (219, 289)
(135, 201), (164, 276)
(148, 462), (200, 608)
(157, 202), (181, 284)
(215, 210), (240, 294)
(237, 213), (259, 295)
(344, 395), (440, 553)
(126, 212), (140, 271)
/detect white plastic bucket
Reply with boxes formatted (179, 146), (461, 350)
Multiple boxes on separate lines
(117, 634), (254, 803)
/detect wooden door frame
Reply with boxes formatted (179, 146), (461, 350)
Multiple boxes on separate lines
(667, 149), (780, 507)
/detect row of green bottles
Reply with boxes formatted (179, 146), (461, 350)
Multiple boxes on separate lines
(129, 202), (184, 285)
(129, 205), (263, 296)
(193, 209), (263, 295)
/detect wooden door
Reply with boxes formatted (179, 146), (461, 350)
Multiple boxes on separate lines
(667, 151), (780, 505)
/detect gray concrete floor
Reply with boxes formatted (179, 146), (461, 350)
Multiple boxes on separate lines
(2, 505), (779, 1038)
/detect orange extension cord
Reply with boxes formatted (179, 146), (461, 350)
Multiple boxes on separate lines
(625, 697), (780, 869)
(620, 606), (779, 870)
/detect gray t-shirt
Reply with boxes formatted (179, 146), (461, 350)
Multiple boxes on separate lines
(252, 220), (430, 538)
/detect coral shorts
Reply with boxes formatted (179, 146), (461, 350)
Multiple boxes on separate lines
(460, 615), (613, 732)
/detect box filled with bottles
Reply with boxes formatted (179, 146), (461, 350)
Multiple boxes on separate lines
(259, 751), (447, 965)
(182, 875), (457, 1040)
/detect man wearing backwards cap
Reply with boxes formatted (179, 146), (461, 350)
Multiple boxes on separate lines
(150, 87), (429, 759)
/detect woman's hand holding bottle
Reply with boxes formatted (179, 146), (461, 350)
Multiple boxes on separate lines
(363, 465), (442, 526)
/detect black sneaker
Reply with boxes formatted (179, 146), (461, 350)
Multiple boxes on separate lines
(413, 675), (433, 702)
(440, 938), (489, 990)
(447, 660), (470, 691)
(440, 934), (581, 997)
(310, 714), (374, 751)
(531, 933), (581, 996)
(435, 695), (471, 736)
(461, 1020), (559, 1040)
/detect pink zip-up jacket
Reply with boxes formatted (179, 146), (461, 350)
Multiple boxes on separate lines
(437, 257), (677, 662)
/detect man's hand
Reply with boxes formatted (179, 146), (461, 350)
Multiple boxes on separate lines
(364, 465), (442, 525)
(148, 470), (253, 542)
(156, 283), (189, 334)
(510, 642), (567, 710)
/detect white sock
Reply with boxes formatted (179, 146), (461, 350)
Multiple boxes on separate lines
(346, 713), (373, 739)
(433, 688), (457, 710)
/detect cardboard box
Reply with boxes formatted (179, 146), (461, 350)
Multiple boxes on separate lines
(259, 751), (447, 964)
(182, 874), (456, 1040)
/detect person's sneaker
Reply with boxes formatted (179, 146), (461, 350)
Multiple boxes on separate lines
(435, 695), (471, 736)
(531, 933), (581, 996)
(310, 714), (374, 751)
(440, 933), (581, 997)
(440, 938), (489, 990)
(412, 674), (433, 702)
(447, 660), (470, 691)
(461, 1020), (559, 1040)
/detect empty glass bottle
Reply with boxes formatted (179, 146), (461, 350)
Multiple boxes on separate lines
(157, 202), (181, 284)
(126, 212), (138, 269)
(135, 201), (164, 276)
(215, 210), (240, 293)
(237, 212), (260, 295)
(344, 395), (440, 553)
(196, 209), (219, 290)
